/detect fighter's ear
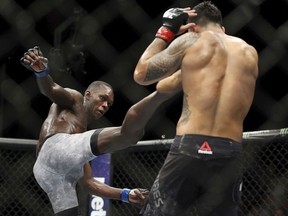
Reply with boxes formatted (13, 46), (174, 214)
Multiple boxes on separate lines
(187, 23), (197, 32)
(84, 90), (91, 100)
(191, 24), (199, 33)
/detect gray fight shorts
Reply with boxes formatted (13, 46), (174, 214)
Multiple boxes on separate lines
(33, 129), (102, 214)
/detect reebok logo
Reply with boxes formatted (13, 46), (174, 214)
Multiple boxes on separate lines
(198, 141), (213, 155)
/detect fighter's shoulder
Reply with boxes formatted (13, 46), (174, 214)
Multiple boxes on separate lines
(228, 35), (256, 48)
(228, 35), (258, 57)
(191, 31), (221, 48)
(174, 32), (200, 46)
(238, 39), (258, 60)
(64, 88), (84, 99)
(63, 87), (80, 93)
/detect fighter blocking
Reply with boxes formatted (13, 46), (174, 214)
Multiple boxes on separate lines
(155, 8), (189, 43)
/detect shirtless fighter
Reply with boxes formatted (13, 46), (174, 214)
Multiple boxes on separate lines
(134, 2), (258, 215)
(21, 46), (177, 216)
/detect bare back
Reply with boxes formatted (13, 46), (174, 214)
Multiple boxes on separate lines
(178, 31), (258, 142)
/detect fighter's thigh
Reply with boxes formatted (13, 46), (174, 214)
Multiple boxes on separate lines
(47, 184), (78, 214)
(194, 159), (242, 215)
(213, 177), (242, 216)
(34, 163), (78, 214)
(150, 153), (199, 209)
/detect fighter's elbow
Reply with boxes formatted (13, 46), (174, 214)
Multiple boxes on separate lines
(134, 70), (147, 85)
(127, 130), (145, 145)
(134, 70), (157, 86)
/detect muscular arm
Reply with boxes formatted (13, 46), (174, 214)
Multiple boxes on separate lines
(79, 163), (148, 204)
(134, 8), (197, 86)
(134, 33), (198, 86)
(36, 75), (75, 107)
(79, 163), (122, 200)
(134, 38), (170, 85)
(21, 46), (75, 107)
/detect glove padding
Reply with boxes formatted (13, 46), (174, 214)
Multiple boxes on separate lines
(162, 8), (189, 34)
(156, 8), (189, 43)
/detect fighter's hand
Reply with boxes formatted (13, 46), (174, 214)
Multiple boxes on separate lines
(20, 46), (48, 73)
(128, 188), (149, 205)
(156, 7), (197, 43)
(178, 8), (197, 35)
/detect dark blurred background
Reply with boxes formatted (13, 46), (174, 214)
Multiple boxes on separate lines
(0, 0), (288, 141)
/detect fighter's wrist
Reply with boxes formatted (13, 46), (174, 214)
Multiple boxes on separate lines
(120, 188), (131, 203)
(34, 67), (49, 78)
(155, 26), (175, 43)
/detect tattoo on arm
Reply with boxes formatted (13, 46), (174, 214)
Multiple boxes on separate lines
(145, 55), (182, 82)
(145, 64), (171, 82)
(144, 33), (199, 82)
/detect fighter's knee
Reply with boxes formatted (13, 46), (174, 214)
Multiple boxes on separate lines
(127, 130), (145, 145)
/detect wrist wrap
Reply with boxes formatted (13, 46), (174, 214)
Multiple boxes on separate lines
(121, 188), (131, 203)
(34, 67), (49, 78)
(155, 26), (175, 43)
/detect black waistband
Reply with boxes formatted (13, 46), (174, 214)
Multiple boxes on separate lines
(175, 134), (240, 144)
(43, 133), (57, 143)
(171, 134), (242, 159)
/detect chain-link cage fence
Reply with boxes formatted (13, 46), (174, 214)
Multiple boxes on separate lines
(0, 139), (53, 216)
(1, 128), (288, 216)
(1, 0), (288, 141)
(0, 0), (288, 215)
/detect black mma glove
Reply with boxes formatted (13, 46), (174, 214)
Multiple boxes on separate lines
(156, 8), (189, 43)
(20, 46), (49, 78)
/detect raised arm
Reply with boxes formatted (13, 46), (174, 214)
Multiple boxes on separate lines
(20, 46), (75, 107)
(134, 8), (196, 85)
(79, 163), (148, 205)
